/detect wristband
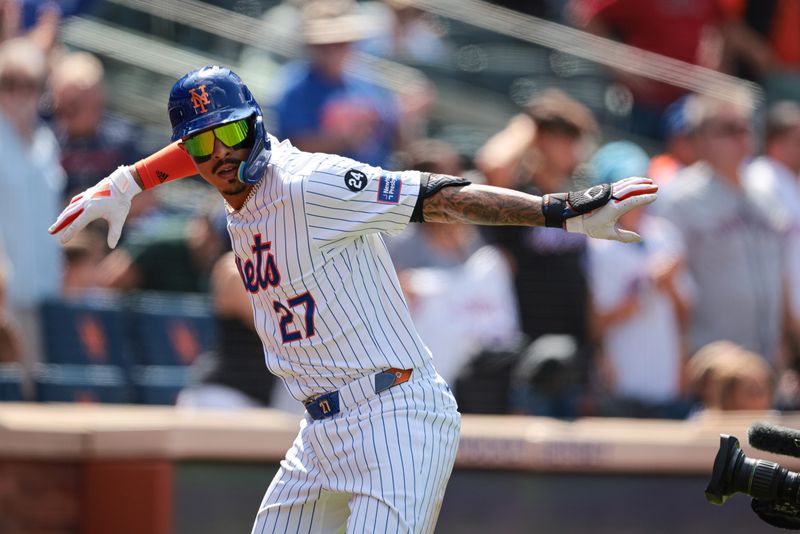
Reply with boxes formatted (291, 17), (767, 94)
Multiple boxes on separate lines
(542, 184), (612, 228)
(134, 142), (197, 190)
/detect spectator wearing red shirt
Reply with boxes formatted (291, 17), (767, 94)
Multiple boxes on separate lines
(722, 0), (800, 103)
(569, 0), (731, 139)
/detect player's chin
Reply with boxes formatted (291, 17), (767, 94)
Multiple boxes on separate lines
(221, 181), (248, 196)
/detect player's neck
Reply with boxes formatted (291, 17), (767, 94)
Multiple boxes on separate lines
(224, 184), (255, 211)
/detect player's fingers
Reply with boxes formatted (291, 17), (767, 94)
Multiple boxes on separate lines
(58, 208), (93, 245)
(49, 204), (85, 234)
(616, 193), (657, 211)
(614, 227), (642, 243)
(106, 214), (124, 249)
(613, 180), (658, 202)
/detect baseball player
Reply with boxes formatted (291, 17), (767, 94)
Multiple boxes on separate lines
(49, 66), (657, 533)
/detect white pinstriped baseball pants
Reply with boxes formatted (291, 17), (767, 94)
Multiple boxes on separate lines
(251, 372), (461, 534)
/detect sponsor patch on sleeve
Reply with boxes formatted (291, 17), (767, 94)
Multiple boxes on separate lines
(377, 173), (402, 204)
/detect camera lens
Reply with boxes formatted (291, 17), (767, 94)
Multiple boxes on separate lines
(706, 435), (800, 506)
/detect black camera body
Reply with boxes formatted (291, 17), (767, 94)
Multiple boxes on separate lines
(706, 423), (800, 529)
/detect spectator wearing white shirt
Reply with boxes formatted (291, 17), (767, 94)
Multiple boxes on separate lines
(589, 207), (694, 418)
(587, 140), (694, 418)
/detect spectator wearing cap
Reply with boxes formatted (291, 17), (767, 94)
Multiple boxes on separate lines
(647, 95), (700, 188)
(271, 0), (402, 168)
(655, 95), (789, 364)
(588, 141), (695, 419)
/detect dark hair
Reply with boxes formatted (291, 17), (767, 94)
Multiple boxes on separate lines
(526, 88), (598, 139)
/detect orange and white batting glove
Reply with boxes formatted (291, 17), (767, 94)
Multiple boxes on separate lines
(542, 177), (658, 243)
(48, 166), (142, 248)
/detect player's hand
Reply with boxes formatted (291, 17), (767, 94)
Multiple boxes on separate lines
(565, 177), (657, 243)
(48, 166), (142, 248)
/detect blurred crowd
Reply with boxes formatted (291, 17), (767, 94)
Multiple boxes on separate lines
(1, 0), (800, 419)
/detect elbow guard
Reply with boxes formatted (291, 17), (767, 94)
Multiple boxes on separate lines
(410, 172), (472, 223)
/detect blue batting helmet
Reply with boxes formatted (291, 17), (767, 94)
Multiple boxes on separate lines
(168, 66), (270, 184)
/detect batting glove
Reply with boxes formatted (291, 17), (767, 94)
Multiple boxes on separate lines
(542, 177), (658, 243)
(48, 166), (142, 248)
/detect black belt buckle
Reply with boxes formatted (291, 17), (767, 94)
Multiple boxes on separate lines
(305, 391), (340, 420)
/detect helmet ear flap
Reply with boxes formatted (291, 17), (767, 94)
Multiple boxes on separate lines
(238, 115), (271, 185)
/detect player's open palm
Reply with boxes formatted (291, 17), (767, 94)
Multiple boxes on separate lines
(565, 177), (658, 243)
(48, 167), (141, 249)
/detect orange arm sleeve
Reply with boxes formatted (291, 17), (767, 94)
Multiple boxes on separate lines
(133, 142), (198, 190)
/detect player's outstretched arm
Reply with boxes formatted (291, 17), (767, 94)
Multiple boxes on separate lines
(49, 142), (197, 248)
(422, 176), (657, 242)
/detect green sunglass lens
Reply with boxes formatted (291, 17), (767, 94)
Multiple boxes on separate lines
(184, 119), (250, 158)
(215, 120), (249, 147)
(184, 130), (215, 157)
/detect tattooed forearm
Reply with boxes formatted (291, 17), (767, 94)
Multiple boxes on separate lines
(422, 183), (545, 226)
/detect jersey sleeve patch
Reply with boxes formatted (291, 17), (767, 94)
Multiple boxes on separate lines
(377, 173), (402, 204)
(344, 169), (369, 192)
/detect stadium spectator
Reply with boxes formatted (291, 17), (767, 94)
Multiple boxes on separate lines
(569, 0), (732, 139)
(656, 95), (788, 364)
(589, 201), (694, 418)
(688, 341), (775, 412)
(361, 0), (449, 63)
(0, 37), (64, 367)
(97, 202), (226, 294)
(271, 0), (403, 168)
(745, 101), (800, 349)
(177, 252), (277, 409)
(476, 89), (598, 351)
(386, 138), (520, 387)
(48, 52), (146, 200)
(60, 226), (108, 297)
(587, 140), (694, 418)
(647, 95), (701, 188)
(387, 139), (483, 270)
(0, 0), (61, 54)
(723, 0), (800, 102)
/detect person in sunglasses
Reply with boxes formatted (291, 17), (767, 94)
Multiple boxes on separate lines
(49, 65), (657, 533)
(655, 95), (788, 367)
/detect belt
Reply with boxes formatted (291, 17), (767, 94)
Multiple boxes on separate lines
(304, 368), (413, 421)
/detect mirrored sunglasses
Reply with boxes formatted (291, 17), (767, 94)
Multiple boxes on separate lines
(184, 119), (250, 158)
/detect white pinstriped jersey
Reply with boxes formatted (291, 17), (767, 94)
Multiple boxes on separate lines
(226, 135), (432, 402)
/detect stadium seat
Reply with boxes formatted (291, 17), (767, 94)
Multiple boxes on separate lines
(126, 293), (217, 405)
(0, 363), (24, 401)
(40, 294), (132, 366)
(38, 294), (133, 403)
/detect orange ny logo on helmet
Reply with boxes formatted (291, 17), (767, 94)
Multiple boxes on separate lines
(188, 85), (211, 113)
